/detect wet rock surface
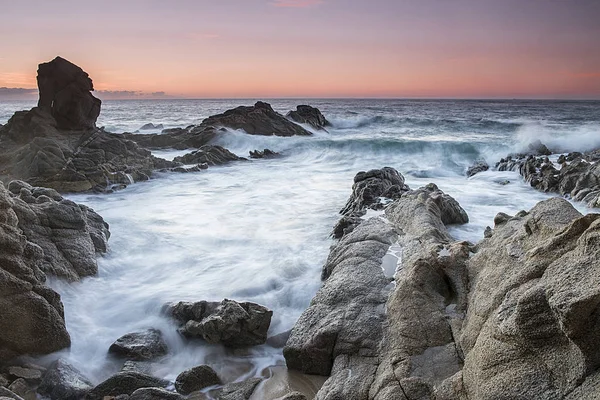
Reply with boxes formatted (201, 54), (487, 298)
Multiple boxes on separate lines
(37, 359), (93, 400)
(215, 377), (262, 400)
(286, 105), (330, 130)
(166, 299), (272, 347)
(108, 329), (168, 361)
(174, 365), (220, 394)
(85, 372), (169, 400)
(466, 160), (489, 177)
(129, 387), (184, 400)
(248, 149), (280, 159)
(173, 145), (245, 166)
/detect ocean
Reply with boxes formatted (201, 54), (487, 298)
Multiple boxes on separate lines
(1, 99), (599, 385)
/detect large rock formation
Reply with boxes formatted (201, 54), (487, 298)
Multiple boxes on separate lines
(285, 167), (600, 399)
(0, 57), (179, 192)
(284, 168), (471, 399)
(37, 56), (101, 131)
(0, 179), (109, 360)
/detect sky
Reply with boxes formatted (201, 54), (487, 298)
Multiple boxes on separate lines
(1, 0), (599, 99)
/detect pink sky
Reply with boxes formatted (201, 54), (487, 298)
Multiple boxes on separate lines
(1, 0), (599, 99)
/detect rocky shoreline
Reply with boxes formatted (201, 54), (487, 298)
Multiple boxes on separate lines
(1, 57), (599, 399)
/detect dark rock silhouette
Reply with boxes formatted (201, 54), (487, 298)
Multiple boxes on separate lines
(286, 105), (330, 130)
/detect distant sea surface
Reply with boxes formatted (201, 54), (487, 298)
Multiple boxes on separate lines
(1, 99), (599, 383)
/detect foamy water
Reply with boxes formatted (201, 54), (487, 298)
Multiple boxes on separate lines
(1, 99), (598, 388)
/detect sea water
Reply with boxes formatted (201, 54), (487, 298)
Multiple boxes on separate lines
(1, 99), (599, 384)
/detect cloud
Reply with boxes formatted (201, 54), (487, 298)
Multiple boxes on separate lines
(0, 87), (37, 99)
(271, 0), (323, 8)
(95, 90), (171, 99)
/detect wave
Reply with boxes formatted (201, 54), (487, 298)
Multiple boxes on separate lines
(514, 122), (600, 154)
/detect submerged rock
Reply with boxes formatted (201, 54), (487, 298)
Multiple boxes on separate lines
(139, 123), (164, 131)
(173, 145), (245, 166)
(108, 329), (168, 361)
(249, 149), (280, 159)
(166, 299), (272, 347)
(174, 365), (220, 394)
(466, 160), (489, 177)
(37, 359), (93, 400)
(286, 105), (330, 130)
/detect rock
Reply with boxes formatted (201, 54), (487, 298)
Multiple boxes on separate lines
(37, 56), (101, 130)
(339, 167), (409, 217)
(0, 182), (72, 360)
(0, 58), (179, 192)
(215, 377), (262, 400)
(280, 391), (308, 400)
(0, 387), (24, 400)
(0, 374), (9, 387)
(121, 361), (154, 375)
(85, 372), (169, 400)
(331, 215), (362, 239)
(6, 379), (34, 400)
(285, 169), (471, 399)
(460, 198), (600, 399)
(173, 146), (245, 166)
(109, 329), (168, 361)
(202, 101), (312, 137)
(7, 367), (41, 382)
(122, 125), (218, 150)
(130, 387), (184, 400)
(6, 181), (110, 280)
(528, 139), (552, 156)
(139, 123), (164, 131)
(266, 330), (292, 348)
(174, 365), (221, 394)
(248, 149), (280, 159)
(286, 105), (330, 130)
(168, 299), (272, 347)
(466, 160), (489, 177)
(38, 358), (93, 400)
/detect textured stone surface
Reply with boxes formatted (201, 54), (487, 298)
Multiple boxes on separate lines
(109, 329), (168, 361)
(129, 387), (184, 400)
(286, 105), (330, 130)
(216, 378), (262, 400)
(167, 299), (272, 347)
(38, 358), (93, 400)
(174, 365), (221, 394)
(173, 145), (245, 166)
(85, 372), (169, 400)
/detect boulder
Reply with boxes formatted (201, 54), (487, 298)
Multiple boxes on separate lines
(85, 372), (169, 400)
(7, 367), (41, 382)
(466, 160), (489, 177)
(130, 387), (184, 400)
(108, 329), (168, 361)
(139, 123), (164, 131)
(174, 365), (220, 394)
(0, 386), (25, 400)
(173, 146), (245, 166)
(37, 56), (101, 131)
(286, 105), (330, 130)
(6, 379), (34, 400)
(0, 182), (71, 360)
(202, 101), (312, 137)
(167, 299), (272, 347)
(37, 358), (93, 400)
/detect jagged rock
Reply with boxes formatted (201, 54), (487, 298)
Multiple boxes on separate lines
(85, 372), (169, 400)
(528, 139), (552, 156)
(37, 359), (93, 400)
(248, 149), (280, 159)
(266, 330), (292, 348)
(167, 299), (272, 347)
(173, 146), (244, 166)
(339, 167), (409, 217)
(460, 198), (600, 399)
(215, 377), (262, 400)
(331, 215), (362, 239)
(6, 181), (109, 280)
(130, 387), (184, 400)
(174, 365), (221, 394)
(466, 160), (489, 177)
(285, 169), (471, 399)
(286, 105), (330, 130)
(0, 58), (178, 192)
(203, 101), (312, 136)
(6, 379), (34, 400)
(37, 56), (101, 131)
(122, 125), (218, 150)
(108, 329), (168, 361)
(120, 361), (154, 375)
(0, 386), (25, 400)
(139, 123), (164, 131)
(0, 182), (71, 360)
